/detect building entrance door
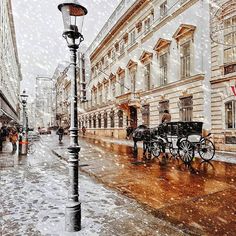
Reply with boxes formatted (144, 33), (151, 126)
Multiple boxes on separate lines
(130, 106), (137, 128)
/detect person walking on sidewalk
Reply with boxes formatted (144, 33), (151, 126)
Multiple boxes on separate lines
(82, 126), (86, 136)
(0, 125), (9, 151)
(9, 128), (18, 153)
(56, 126), (64, 144)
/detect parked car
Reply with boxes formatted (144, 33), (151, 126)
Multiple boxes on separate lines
(39, 128), (51, 135)
(28, 131), (40, 141)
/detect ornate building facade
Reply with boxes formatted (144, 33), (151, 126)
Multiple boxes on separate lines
(210, 0), (236, 151)
(0, 0), (22, 126)
(78, 0), (212, 139)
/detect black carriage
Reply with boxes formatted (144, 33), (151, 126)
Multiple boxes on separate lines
(150, 121), (215, 164)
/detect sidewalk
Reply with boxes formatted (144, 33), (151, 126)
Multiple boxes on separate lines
(49, 134), (236, 236)
(1, 139), (187, 236)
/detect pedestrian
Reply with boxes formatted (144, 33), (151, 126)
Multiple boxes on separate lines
(161, 110), (171, 123)
(9, 129), (18, 152)
(56, 126), (64, 143)
(82, 126), (86, 136)
(126, 126), (133, 140)
(0, 125), (9, 151)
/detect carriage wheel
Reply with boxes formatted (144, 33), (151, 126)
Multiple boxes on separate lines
(151, 141), (161, 158)
(178, 140), (194, 164)
(198, 138), (215, 161)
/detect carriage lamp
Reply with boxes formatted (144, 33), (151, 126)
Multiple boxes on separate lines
(58, 0), (87, 232)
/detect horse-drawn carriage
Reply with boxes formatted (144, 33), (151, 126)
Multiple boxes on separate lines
(133, 121), (215, 164)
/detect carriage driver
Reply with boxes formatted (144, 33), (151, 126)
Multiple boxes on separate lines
(161, 110), (171, 123)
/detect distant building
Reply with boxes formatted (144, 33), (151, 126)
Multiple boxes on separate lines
(210, 0), (236, 151)
(78, 0), (211, 139)
(35, 77), (53, 128)
(52, 63), (71, 129)
(0, 0), (22, 126)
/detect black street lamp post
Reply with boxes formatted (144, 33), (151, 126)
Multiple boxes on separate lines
(19, 90), (29, 155)
(58, 0), (87, 232)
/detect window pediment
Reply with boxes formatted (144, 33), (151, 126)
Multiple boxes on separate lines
(127, 59), (137, 69)
(92, 85), (97, 91)
(123, 32), (129, 43)
(97, 82), (102, 88)
(139, 51), (153, 64)
(116, 67), (125, 75)
(154, 38), (171, 53)
(173, 24), (196, 42)
(102, 77), (108, 84)
(109, 73), (116, 80)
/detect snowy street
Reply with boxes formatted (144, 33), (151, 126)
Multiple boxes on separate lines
(1, 134), (236, 235)
(1, 136), (186, 236)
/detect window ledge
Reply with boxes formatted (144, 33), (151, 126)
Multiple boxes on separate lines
(118, 52), (125, 60)
(141, 30), (153, 44)
(127, 42), (138, 53)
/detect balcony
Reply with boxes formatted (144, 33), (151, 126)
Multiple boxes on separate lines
(115, 92), (140, 108)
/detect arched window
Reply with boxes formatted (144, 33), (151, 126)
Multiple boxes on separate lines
(110, 110), (115, 128)
(89, 115), (92, 128)
(117, 110), (123, 127)
(103, 112), (108, 128)
(225, 101), (236, 129)
(93, 115), (96, 128)
(98, 113), (102, 128)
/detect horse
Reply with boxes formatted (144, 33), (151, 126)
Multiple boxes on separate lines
(132, 125), (158, 159)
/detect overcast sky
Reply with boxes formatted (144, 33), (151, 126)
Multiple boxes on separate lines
(12, 0), (120, 99)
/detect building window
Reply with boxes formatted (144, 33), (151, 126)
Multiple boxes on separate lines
(144, 17), (151, 34)
(98, 61), (102, 74)
(144, 63), (151, 90)
(94, 66), (98, 77)
(120, 40), (125, 54)
(104, 85), (108, 102)
(104, 55), (109, 68)
(93, 115), (96, 128)
(180, 41), (191, 78)
(79, 120), (81, 129)
(103, 112), (108, 128)
(159, 100), (169, 123)
(112, 81), (116, 97)
(120, 74), (125, 95)
(129, 70), (136, 93)
(160, 53), (168, 85)
(117, 110), (123, 127)
(179, 96), (193, 121)
(225, 101), (236, 129)
(98, 114), (102, 128)
(224, 16), (236, 71)
(160, 1), (167, 18)
(142, 105), (150, 127)
(111, 48), (116, 60)
(130, 29), (136, 45)
(110, 110), (115, 128)
(99, 87), (102, 104)
(89, 116), (92, 128)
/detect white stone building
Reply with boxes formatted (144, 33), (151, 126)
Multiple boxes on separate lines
(0, 0), (22, 126)
(210, 0), (236, 151)
(35, 78), (53, 129)
(79, 0), (212, 139)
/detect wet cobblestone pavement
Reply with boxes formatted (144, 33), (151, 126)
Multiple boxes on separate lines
(0, 138), (187, 236)
(50, 134), (236, 236)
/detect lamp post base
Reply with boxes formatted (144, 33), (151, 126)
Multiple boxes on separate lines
(65, 202), (81, 232)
